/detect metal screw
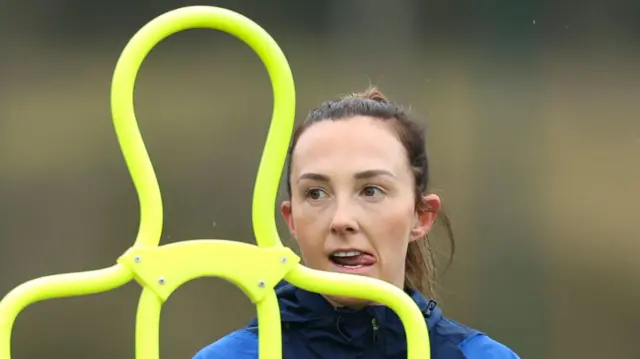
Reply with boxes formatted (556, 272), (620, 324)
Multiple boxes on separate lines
(258, 280), (265, 288)
(158, 277), (166, 285)
(134, 256), (141, 263)
(280, 257), (287, 263)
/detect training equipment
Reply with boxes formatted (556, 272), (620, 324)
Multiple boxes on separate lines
(0, 6), (430, 359)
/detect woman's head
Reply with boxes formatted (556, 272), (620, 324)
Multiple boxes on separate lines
(281, 87), (454, 307)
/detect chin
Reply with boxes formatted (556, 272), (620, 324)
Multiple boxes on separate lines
(319, 265), (385, 308)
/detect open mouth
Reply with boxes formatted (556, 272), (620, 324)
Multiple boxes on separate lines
(329, 250), (376, 270)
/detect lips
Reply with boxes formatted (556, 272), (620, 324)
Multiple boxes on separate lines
(329, 250), (377, 271)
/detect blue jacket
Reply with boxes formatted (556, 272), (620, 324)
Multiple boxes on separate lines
(194, 282), (520, 359)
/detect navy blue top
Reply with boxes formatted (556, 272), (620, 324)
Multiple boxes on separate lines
(194, 282), (520, 359)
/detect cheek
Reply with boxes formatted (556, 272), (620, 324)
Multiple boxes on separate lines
(371, 205), (414, 259)
(291, 206), (328, 262)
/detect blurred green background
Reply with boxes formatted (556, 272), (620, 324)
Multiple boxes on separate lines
(1, 1), (639, 358)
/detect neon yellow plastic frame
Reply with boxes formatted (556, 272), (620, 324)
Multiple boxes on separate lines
(0, 6), (431, 359)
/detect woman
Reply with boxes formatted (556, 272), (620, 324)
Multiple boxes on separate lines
(194, 88), (520, 358)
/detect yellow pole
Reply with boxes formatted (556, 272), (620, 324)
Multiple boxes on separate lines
(0, 6), (431, 359)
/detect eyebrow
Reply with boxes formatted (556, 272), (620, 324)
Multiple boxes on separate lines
(297, 169), (396, 183)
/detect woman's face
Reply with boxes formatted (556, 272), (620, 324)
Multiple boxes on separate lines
(281, 116), (439, 307)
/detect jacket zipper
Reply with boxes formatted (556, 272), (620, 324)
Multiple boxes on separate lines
(371, 317), (379, 344)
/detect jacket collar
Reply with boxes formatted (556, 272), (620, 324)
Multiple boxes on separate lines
(266, 281), (442, 334)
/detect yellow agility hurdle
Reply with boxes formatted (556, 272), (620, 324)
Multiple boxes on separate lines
(0, 6), (430, 359)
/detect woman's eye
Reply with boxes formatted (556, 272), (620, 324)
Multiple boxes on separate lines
(306, 188), (327, 200)
(361, 186), (384, 197)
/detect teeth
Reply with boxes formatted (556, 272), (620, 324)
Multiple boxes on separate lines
(332, 251), (362, 257)
(342, 264), (363, 269)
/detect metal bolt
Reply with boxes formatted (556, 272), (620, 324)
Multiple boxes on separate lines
(280, 257), (287, 263)
(258, 280), (265, 288)
(134, 256), (141, 263)
(158, 277), (166, 285)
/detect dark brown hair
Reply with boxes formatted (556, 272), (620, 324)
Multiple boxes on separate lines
(284, 87), (455, 298)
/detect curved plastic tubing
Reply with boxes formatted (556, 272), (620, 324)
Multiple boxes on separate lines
(0, 6), (431, 359)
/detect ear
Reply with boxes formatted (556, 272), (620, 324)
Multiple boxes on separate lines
(410, 194), (441, 242)
(280, 200), (296, 237)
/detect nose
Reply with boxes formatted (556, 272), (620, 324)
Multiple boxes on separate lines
(330, 200), (359, 235)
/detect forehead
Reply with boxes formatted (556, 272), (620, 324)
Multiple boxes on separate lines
(292, 116), (408, 173)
